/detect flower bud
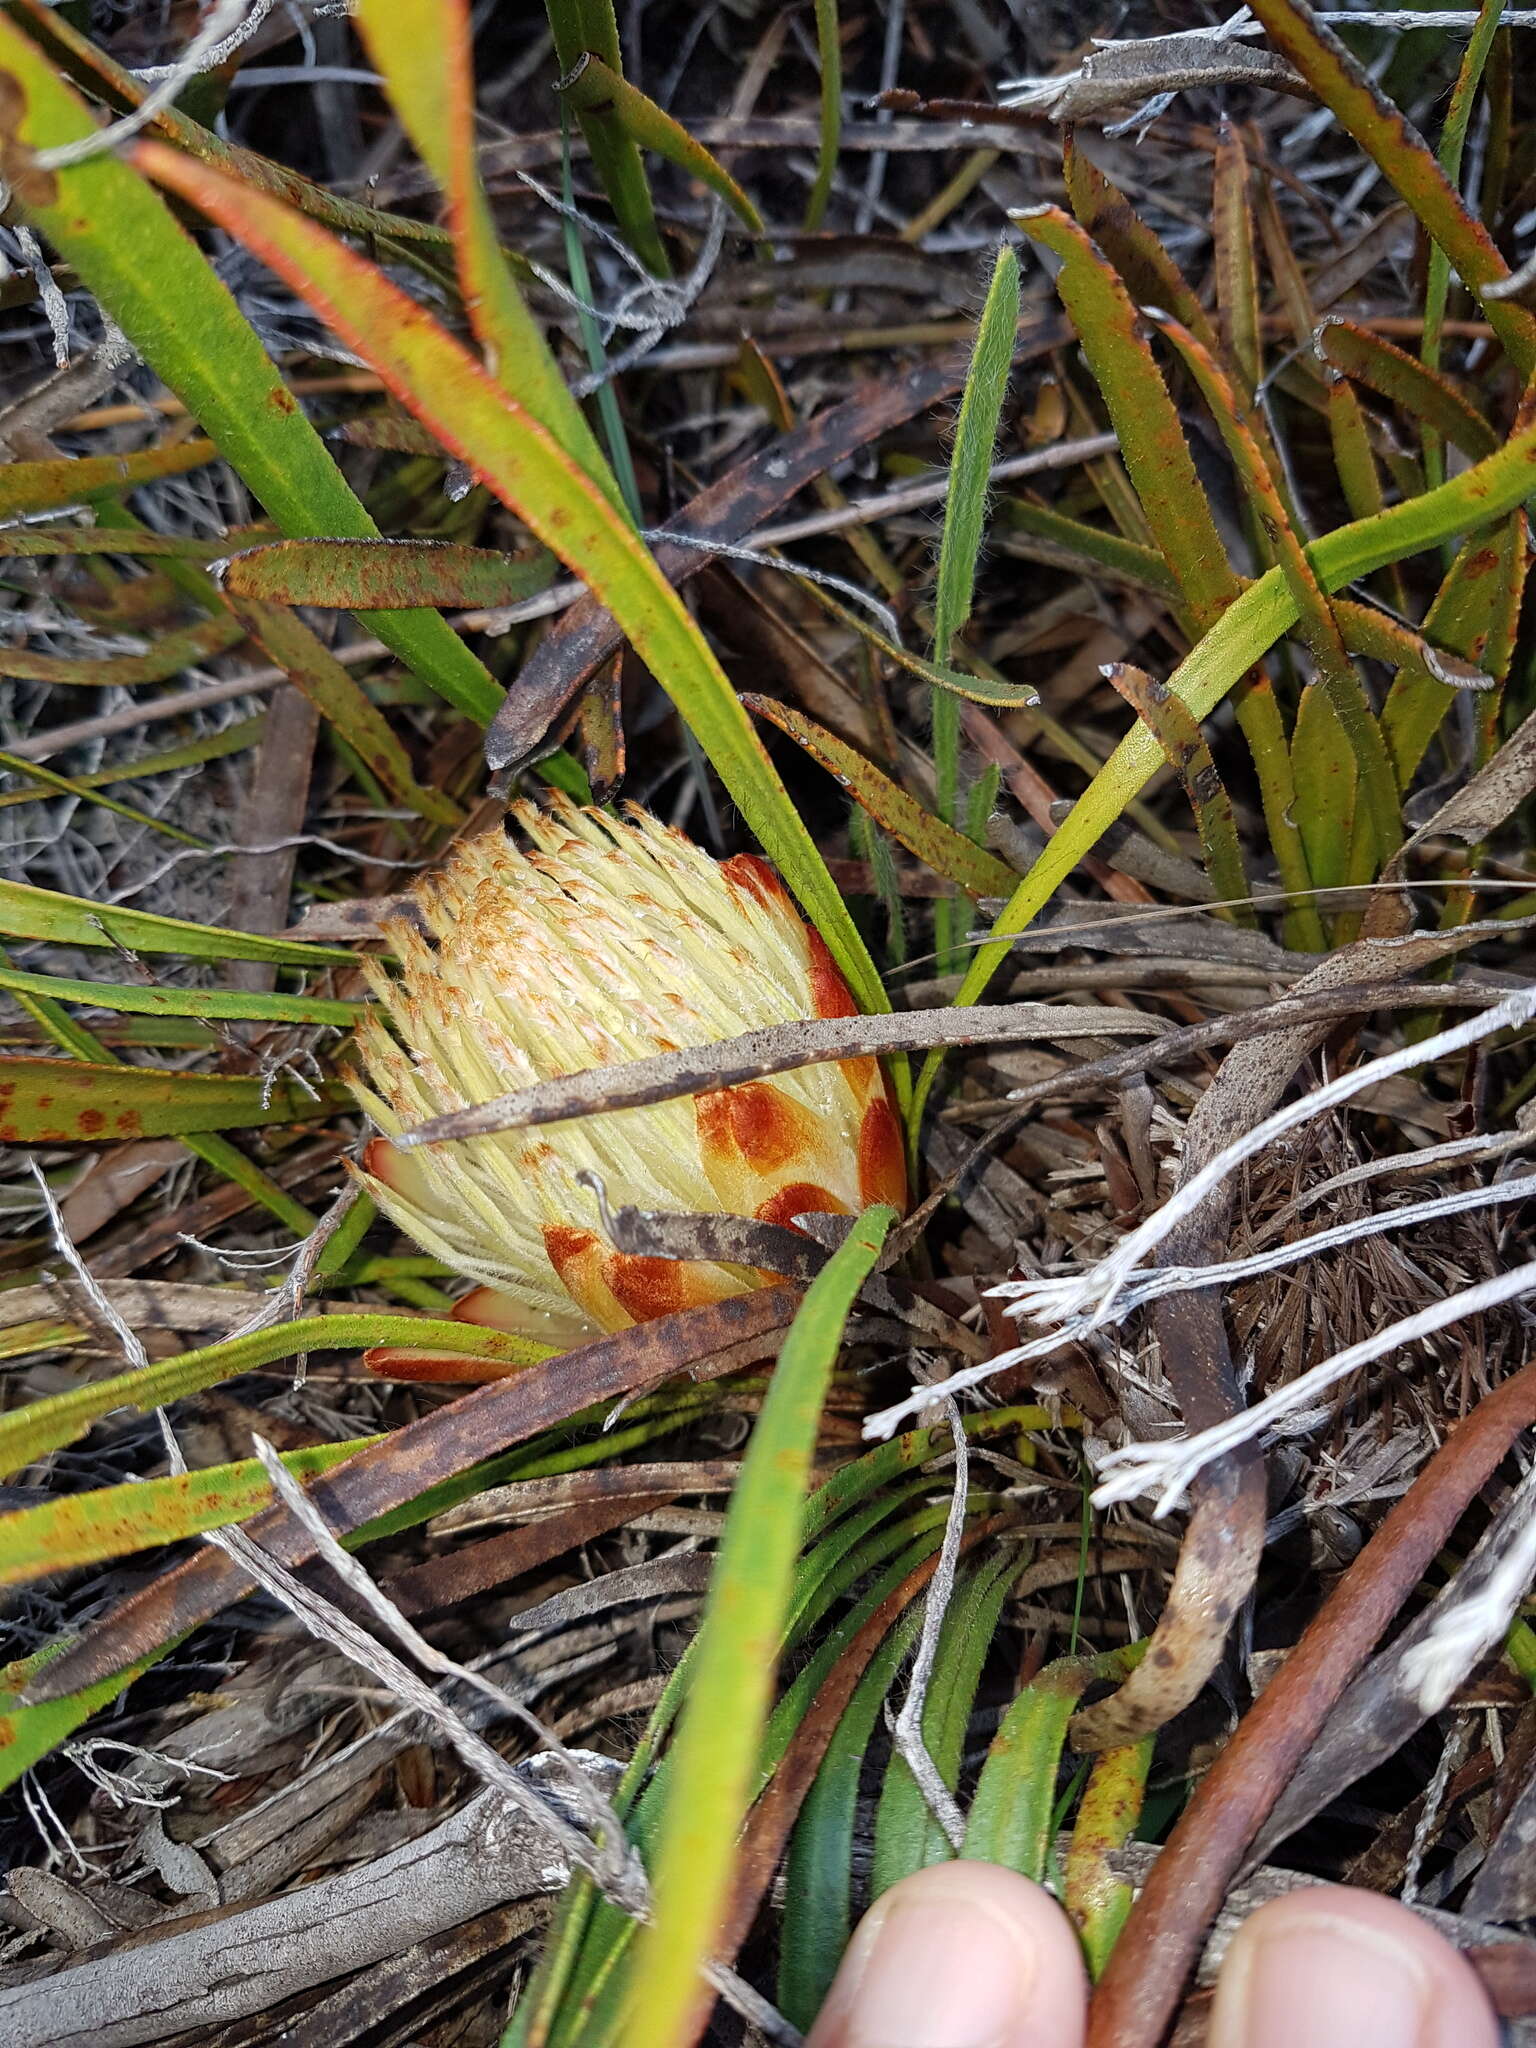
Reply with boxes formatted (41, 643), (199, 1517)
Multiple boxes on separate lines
(351, 801), (905, 1376)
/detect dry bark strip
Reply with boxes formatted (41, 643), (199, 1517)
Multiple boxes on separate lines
(398, 974), (1518, 1148)
(22, 1288), (796, 1707)
(199, 1901), (544, 2048)
(481, 329), (1064, 771)
(386, 1488), (681, 1615)
(1085, 1357), (1536, 2048)
(0, 1768), (610, 2048)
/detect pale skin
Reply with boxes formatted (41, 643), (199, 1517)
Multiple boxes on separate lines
(804, 1860), (1501, 2048)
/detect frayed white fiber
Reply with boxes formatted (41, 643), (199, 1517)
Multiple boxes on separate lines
(995, 990), (1536, 1334)
(1400, 1460), (1536, 1713)
(1091, 1259), (1536, 1516)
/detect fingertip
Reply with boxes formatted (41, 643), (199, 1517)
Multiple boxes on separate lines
(1208, 1885), (1500, 2048)
(805, 1860), (1087, 2048)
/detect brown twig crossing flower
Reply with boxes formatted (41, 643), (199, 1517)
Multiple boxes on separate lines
(351, 801), (906, 1377)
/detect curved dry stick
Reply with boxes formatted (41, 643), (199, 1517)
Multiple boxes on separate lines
(1085, 1356), (1536, 2048)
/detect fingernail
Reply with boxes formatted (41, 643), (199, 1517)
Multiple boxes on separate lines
(832, 1881), (1036, 2048)
(1210, 1910), (1434, 2048)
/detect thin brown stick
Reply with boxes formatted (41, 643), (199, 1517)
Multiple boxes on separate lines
(396, 982), (1508, 1147)
(1086, 1359), (1536, 2048)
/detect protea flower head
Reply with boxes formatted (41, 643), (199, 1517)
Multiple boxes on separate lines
(350, 800), (906, 1377)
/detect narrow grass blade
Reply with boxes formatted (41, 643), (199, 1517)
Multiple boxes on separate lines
(932, 243), (1019, 664)
(0, 612), (242, 686)
(0, 746), (209, 850)
(134, 142), (891, 1025)
(616, 1204), (897, 2048)
(0, 1314), (552, 1477)
(743, 697), (1017, 898)
(0, 438), (217, 518)
(542, 0), (669, 276)
(0, 963), (361, 1027)
(804, 0), (842, 232)
(916, 393), (1536, 1110)
(870, 1548), (1021, 1890)
(561, 54), (763, 234)
(930, 241), (1018, 962)
(0, 17), (502, 724)
(1149, 307), (1402, 863)
(0, 876), (354, 965)
(800, 583), (1040, 707)
(777, 1608), (924, 2028)
(0, 721), (261, 815)
(228, 596), (462, 827)
(1244, 0), (1536, 375)
(1213, 119), (1262, 401)
(999, 500), (1176, 595)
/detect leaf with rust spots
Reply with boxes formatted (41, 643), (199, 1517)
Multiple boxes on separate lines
(0, 1058), (350, 1143)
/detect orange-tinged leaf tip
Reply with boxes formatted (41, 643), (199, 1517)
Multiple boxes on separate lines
(362, 1345), (527, 1382)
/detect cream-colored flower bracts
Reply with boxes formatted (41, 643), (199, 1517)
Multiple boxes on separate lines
(351, 801), (905, 1376)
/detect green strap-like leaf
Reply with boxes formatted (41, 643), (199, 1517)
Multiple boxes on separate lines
(616, 1205), (898, 2048)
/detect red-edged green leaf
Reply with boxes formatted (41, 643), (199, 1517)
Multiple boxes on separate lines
(354, 0), (623, 506)
(1245, 0), (1536, 374)
(132, 140), (890, 1024)
(1318, 318), (1499, 461)
(1063, 136), (1221, 357)
(10, 0), (454, 254)
(1011, 205), (1238, 629)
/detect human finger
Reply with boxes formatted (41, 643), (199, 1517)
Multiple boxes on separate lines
(803, 1858), (1088, 2048)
